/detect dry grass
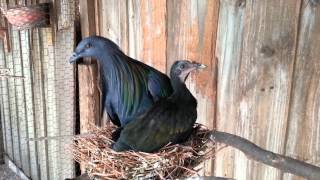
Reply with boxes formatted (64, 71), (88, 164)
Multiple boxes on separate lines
(71, 123), (215, 180)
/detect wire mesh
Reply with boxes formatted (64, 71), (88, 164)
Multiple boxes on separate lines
(0, 0), (77, 180)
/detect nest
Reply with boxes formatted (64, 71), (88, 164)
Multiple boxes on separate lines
(71, 123), (215, 180)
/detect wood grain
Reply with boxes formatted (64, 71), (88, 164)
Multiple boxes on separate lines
(284, 1), (320, 180)
(215, 0), (246, 177)
(78, 0), (100, 131)
(216, 0), (302, 179)
(140, 0), (167, 73)
(166, 0), (219, 176)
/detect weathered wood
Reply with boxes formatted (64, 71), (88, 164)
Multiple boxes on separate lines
(78, 0), (100, 131)
(216, 0), (302, 179)
(140, 0), (167, 73)
(166, 0), (219, 176)
(284, 2), (320, 180)
(53, 28), (76, 179)
(15, 30), (31, 177)
(99, 0), (129, 53)
(215, 0), (245, 177)
(23, 29), (41, 180)
(8, 30), (22, 169)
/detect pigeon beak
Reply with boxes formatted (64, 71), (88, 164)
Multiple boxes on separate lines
(69, 52), (80, 63)
(192, 62), (207, 70)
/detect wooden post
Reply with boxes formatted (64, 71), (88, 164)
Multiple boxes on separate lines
(78, 0), (100, 136)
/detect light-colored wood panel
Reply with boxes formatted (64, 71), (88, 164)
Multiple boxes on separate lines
(22, 30), (40, 180)
(140, 0), (167, 73)
(215, 0), (246, 178)
(32, 28), (49, 180)
(99, 0), (129, 53)
(7, 30), (22, 169)
(79, 0), (100, 131)
(216, 0), (302, 179)
(284, 2), (320, 180)
(14, 30), (31, 176)
(167, 0), (219, 176)
(40, 27), (59, 180)
(54, 28), (76, 179)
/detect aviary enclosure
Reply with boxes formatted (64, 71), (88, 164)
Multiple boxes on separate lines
(0, 0), (319, 180)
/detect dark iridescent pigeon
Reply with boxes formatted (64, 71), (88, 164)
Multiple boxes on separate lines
(69, 36), (173, 128)
(113, 60), (206, 152)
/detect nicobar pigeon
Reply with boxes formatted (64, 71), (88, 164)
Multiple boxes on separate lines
(113, 60), (206, 152)
(69, 36), (173, 128)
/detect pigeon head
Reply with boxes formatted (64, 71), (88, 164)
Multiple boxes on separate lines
(69, 36), (121, 63)
(170, 60), (207, 82)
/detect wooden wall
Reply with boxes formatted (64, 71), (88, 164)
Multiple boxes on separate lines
(216, 0), (320, 180)
(90, 0), (219, 175)
(90, 0), (320, 179)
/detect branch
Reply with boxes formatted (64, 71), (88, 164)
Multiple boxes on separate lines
(210, 131), (320, 180)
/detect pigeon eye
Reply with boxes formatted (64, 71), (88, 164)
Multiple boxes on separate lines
(85, 43), (92, 49)
(180, 64), (185, 69)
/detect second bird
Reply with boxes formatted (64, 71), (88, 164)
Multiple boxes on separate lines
(113, 60), (206, 152)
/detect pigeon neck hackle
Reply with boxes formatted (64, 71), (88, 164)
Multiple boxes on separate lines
(169, 62), (196, 104)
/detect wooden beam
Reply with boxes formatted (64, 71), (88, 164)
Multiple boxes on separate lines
(78, 0), (100, 131)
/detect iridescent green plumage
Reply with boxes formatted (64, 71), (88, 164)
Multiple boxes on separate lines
(113, 60), (206, 152)
(70, 36), (173, 127)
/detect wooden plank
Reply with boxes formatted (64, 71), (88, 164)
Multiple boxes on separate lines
(127, 0), (141, 59)
(40, 27), (59, 180)
(54, 28), (76, 179)
(0, 41), (14, 161)
(99, 0), (129, 53)
(0, 41), (8, 160)
(8, 30), (22, 168)
(284, 2), (320, 180)
(15, 30), (31, 176)
(214, 1), (246, 178)
(140, 0), (167, 73)
(167, 0), (219, 176)
(23, 29), (41, 180)
(215, 0), (302, 179)
(78, 0), (100, 130)
(32, 28), (49, 180)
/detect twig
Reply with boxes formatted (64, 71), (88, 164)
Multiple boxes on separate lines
(210, 130), (320, 180)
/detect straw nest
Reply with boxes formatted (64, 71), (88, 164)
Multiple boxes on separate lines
(71, 123), (215, 180)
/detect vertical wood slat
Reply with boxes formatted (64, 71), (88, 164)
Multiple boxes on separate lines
(24, 29), (41, 180)
(99, 0), (167, 72)
(54, 28), (76, 179)
(78, 0), (100, 132)
(216, 0), (302, 179)
(215, 0), (245, 177)
(31, 28), (49, 180)
(15, 30), (31, 176)
(0, 42), (14, 161)
(40, 28), (58, 180)
(99, 0), (129, 53)
(166, 0), (219, 176)
(284, 2), (320, 180)
(8, 30), (22, 168)
(140, 0), (167, 73)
